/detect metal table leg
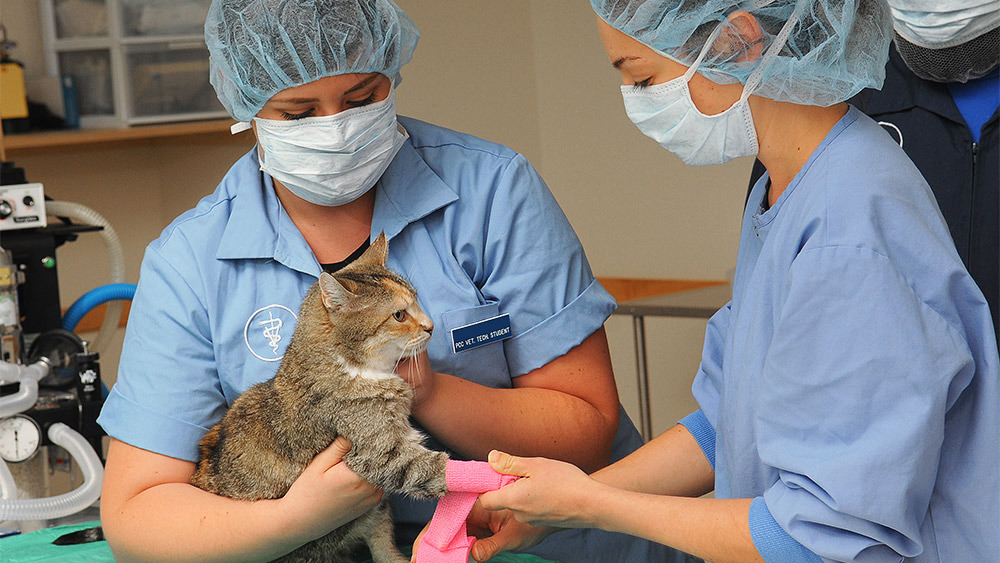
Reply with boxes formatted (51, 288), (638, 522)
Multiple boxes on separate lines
(632, 315), (652, 441)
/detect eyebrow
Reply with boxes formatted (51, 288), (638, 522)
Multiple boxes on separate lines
(612, 55), (642, 69)
(269, 75), (381, 104)
(268, 96), (319, 104)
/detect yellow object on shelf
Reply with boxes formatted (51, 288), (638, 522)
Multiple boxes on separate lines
(1, 62), (29, 119)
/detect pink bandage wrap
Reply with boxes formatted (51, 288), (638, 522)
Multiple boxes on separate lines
(416, 460), (518, 563)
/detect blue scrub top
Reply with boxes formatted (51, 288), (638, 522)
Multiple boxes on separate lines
(682, 107), (999, 562)
(98, 117), (675, 563)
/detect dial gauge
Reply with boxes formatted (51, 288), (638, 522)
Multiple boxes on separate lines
(0, 415), (43, 463)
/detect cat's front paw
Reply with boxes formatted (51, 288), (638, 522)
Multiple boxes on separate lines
(399, 450), (449, 499)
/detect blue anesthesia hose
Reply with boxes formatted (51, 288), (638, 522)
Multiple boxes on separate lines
(62, 283), (137, 333)
(62, 283), (136, 398)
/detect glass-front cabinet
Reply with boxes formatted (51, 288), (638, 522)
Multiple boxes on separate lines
(40, 0), (227, 127)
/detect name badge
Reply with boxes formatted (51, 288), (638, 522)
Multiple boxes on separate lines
(451, 313), (512, 354)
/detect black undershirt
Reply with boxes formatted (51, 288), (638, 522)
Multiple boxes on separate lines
(320, 238), (371, 274)
(761, 179), (773, 212)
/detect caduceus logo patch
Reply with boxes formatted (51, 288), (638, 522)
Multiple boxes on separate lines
(244, 304), (297, 362)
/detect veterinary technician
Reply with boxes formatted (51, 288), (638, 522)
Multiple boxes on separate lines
(470, 1), (1000, 562)
(96, 1), (679, 561)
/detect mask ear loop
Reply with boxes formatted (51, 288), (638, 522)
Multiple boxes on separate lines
(684, 8), (799, 96)
(231, 121), (253, 134)
(740, 11), (799, 102)
(683, 22), (728, 81)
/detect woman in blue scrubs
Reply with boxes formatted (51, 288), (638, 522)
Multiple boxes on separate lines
(471, 1), (1000, 562)
(95, 1), (672, 561)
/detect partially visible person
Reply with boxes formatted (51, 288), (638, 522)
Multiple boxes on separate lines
(460, 1), (1000, 562)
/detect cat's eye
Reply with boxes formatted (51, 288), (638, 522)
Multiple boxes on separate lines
(392, 310), (407, 322)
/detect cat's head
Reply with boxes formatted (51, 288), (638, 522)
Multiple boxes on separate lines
(316, 233), (433, 370)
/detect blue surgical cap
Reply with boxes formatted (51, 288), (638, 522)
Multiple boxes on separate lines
(206, 0), (419, 121)
(592, 0), (893, 106)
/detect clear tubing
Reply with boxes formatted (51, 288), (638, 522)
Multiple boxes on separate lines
(0, 457), (15, 500)
(45, 200), (126, 354)
(0, 359), (48, 385)
(0, 423), (104, 521)
(0, 359), (49, 418)
(0, 377), (38, 419)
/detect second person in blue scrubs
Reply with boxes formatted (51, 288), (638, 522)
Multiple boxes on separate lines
(469, 1), (999, 562)
(95, 1), (681, 562)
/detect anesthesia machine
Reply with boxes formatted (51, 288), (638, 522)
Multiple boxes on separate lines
(0, 159), (134, 530)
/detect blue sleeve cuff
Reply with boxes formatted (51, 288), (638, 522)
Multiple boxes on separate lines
(98, 386), (214, 462)
(503, 277), (616, 377)
(678, 409), (716, 470)
(749, 497), (822, 563)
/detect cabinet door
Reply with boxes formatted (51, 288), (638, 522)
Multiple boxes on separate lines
(125, 42), (224, 123)
(118, 0), (210, 37)
(52, 0), (108, 39)
(41, 0), (225, 126)
(58, 49), (115, 118)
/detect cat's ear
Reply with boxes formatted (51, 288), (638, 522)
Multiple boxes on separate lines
(318, 272), (356, 311)
(357, 232), (388, 266)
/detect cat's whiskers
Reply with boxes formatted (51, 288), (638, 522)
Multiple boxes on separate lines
(392, 344), (422, 389)
(392, 346), (408, 374)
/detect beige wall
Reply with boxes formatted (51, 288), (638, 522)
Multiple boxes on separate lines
(2, 0), (752, 437)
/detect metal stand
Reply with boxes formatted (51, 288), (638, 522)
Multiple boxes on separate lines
(632, 315), (652, 441)
(615, 283), (733, 442)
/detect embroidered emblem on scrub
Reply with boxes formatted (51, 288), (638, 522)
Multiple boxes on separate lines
(450, 313), (512, 354)
(244, 304), (297, 361)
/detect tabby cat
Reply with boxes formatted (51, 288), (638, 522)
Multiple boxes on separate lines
(190, 233), (449, 563)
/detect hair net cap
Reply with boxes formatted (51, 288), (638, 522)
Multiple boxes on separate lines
(206, 0), (419, 121)
(591, 0), (893, 107)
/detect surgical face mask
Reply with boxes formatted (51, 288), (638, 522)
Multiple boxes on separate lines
(887, 0), (1000, 82)
(620, 14), (797, 166)
(888, 0), (1000, 48)
(621, 67), (758, 166)
(251, 90), (408, 206)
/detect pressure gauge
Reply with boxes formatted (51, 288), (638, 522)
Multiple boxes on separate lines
(0, 415), (42, 463)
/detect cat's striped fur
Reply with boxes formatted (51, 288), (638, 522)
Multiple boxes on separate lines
(191, 234), (448, 562)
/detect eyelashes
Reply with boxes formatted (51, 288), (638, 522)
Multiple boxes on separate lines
(279, 91), (379, 120)
(630, 77), (653, 91)
(281, 108), (315, 120)
(346, 91), (378, 108)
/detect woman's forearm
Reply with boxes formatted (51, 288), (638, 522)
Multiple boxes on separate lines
(409, 328), (622, 472)
(586, 485), (763, 563)
(103, 481), (299, 563)
(101, 438), (377, 562)
(411, 374), (617, 472)
(592, 423), (715, 497)
(478, 444), (750, 563)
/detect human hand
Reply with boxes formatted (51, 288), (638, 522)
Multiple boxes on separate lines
(396, 350), (436, 408)
(467, 499), (555, 562)
(408, 498), (552, 563)
(278, 437), (383, 544)
(478, 450), (604, 530)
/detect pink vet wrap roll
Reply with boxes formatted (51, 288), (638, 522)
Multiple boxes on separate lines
(416, 460), (518, 563)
